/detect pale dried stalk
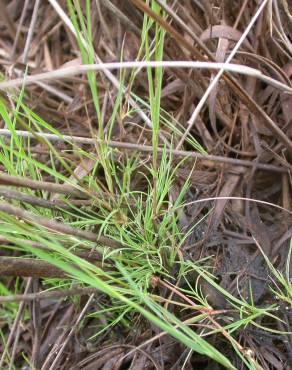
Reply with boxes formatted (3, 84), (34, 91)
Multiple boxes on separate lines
(0, 61), (290, 93)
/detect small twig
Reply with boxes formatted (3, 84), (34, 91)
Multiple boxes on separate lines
(0, 186), (83, 210)
(0, 287), (99, 303)
(0, 236), (103, 261)
(0, 278), (32, 369)
(0, 129), (287, 172)
(0, 171), (83, 196)
(177, 196), (292, 215)
(99, 0), (140, 36)
(154, 277), (227, 316)
(0, 173), (136, 209)
(8, 311), (22, 370)
(35, 81), (73, 103)
(30, 279), (41, 370)
(103, 344), (161, 370)
(0, 202), (120, 248)
(0, 257), (70, 278)
(47, 294), (95, 370)
(22, 0), (41, 63)
(10, 0), (29, 58)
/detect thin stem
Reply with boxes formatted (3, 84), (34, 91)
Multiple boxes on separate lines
(0, 60), (290, 92)
(0, 129), (288, 173)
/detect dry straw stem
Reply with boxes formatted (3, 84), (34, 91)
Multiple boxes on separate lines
(0, 279), (32, 369)
(0, 202), (120, 248)
(0, 129), (288, 173)
(0, 257), (69, 278)
(22, 0), (41, 63)
(47, 294), (95, 370)
(0, 172), (133, 209)
(0, 171), (84, 195)
(0, 186), (87, 210)
(0, 236), (103, 262)
(178, 196), (292, 215)
(99, 0), (140, 36)
(0, 61), (291, 93)
(0, 287), (99, 303)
